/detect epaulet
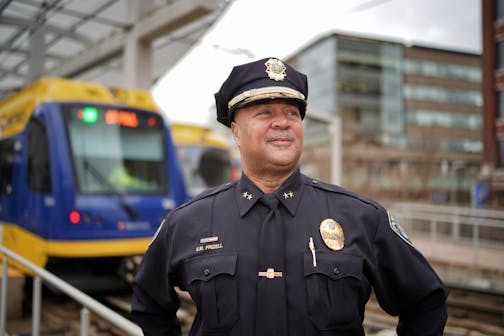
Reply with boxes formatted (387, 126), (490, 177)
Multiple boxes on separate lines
(175, 181), (236, 211)
(303, 175), (380, 210)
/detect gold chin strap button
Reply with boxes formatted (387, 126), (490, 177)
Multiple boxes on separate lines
(258, 268), (283, 279)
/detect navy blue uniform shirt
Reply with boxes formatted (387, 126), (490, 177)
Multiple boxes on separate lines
(132, 169), (448, 335)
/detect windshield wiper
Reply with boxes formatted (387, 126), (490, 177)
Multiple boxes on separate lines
(82, 159), (138, 220)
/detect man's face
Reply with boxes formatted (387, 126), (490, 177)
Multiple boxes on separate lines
(231, 100), (303, 175)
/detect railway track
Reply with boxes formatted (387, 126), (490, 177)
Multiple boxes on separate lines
(5, 286), (504, 335)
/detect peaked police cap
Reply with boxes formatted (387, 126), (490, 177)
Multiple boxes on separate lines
(214, 57), (308, 127)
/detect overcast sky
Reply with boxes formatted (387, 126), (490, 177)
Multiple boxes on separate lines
(152, 0), (481, 126)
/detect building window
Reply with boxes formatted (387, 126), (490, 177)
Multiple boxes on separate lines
(407, 109), (481, 129)
(298, 37), (337, 115)
(497, 40), (504, 70)
(499, 140), (504, 166)
(404, 84), (482, 106)
(380, 44), (404, 137)
(498, 91), (504, 118)
(405, 59), (481, 82)
(407, 136), (482, 153)
(497, 0), (504, 21)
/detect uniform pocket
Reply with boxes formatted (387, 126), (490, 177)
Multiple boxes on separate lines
(304, 251), (363, 331)
(184, 254), (238, 332)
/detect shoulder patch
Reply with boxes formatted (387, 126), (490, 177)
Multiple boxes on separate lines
(149, 218), (166, 247)
(387, 211), (413, 246)
(303, 175), (379, 210)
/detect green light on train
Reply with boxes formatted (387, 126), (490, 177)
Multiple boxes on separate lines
(82, 106), (98, 123)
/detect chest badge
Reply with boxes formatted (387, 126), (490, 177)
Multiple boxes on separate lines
(319, 218), (344, 251)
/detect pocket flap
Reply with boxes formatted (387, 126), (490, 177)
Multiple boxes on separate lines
(303, 251), (361, 281)
(185, 254), (237, 283)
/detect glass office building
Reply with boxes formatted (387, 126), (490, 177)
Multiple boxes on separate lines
(288, 33), (481, 205)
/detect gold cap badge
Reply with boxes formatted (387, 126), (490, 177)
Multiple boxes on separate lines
(319, 219), (344, 251)
(265, 58), (286, 81)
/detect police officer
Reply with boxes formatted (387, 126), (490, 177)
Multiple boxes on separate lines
(132, 57), (448, 335)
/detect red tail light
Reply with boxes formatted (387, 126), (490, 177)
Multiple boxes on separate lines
(69, 211), (81, 224)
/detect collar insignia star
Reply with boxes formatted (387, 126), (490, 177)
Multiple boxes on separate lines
(283, 191), (294, 199)
(242, 191), (253, 200)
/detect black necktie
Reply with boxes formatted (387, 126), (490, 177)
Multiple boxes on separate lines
(255, 194), (288, 335)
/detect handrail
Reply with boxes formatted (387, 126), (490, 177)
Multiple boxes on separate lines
(391, 203), (504, 245)
(392, 202), (504, 220)
(391, 211), (504, 229)
(0, 245), (143, 336)
(390, 202), (504, 272)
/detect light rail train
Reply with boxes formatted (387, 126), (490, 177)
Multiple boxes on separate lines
(171, 123), (239, 198)
(0, 77), (187, 289)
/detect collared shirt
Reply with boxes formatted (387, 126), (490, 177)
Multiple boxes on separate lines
(132, 169), (448, 336)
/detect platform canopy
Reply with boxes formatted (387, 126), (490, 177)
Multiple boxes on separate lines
(0, 0), (231, 97)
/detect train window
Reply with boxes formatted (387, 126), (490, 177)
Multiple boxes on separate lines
(63, 105), (168, 195)
(27, 118), (52, 193)
(177, 146), (232, 196)
(0, 139), (15, 195)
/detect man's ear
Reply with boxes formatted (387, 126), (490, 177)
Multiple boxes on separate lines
(231, 121), (241, 148)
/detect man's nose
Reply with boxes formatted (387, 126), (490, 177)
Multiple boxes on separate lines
(271, 114), (289, 128)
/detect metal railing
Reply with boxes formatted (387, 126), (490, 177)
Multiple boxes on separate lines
(390, 202), (504, 266)
(0, 245), (143, 336)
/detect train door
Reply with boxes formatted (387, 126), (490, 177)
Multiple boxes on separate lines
(0, 138), (16, 223)
(19, 113), (55, 238)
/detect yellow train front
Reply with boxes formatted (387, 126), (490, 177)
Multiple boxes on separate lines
(0, 78), (187, 291)
(171, 123), (240, 199)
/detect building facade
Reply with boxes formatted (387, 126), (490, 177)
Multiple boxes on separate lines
(287, 33), (482, 205)
(482, 0), (504, 206)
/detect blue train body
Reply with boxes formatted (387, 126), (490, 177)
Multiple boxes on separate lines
(0, 78), (187, 288)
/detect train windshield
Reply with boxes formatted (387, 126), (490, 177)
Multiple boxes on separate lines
(63, 104), (167, 195)
(177, 146), (231, 196)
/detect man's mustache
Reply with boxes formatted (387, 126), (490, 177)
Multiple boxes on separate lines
(266, 133), (295, 142)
